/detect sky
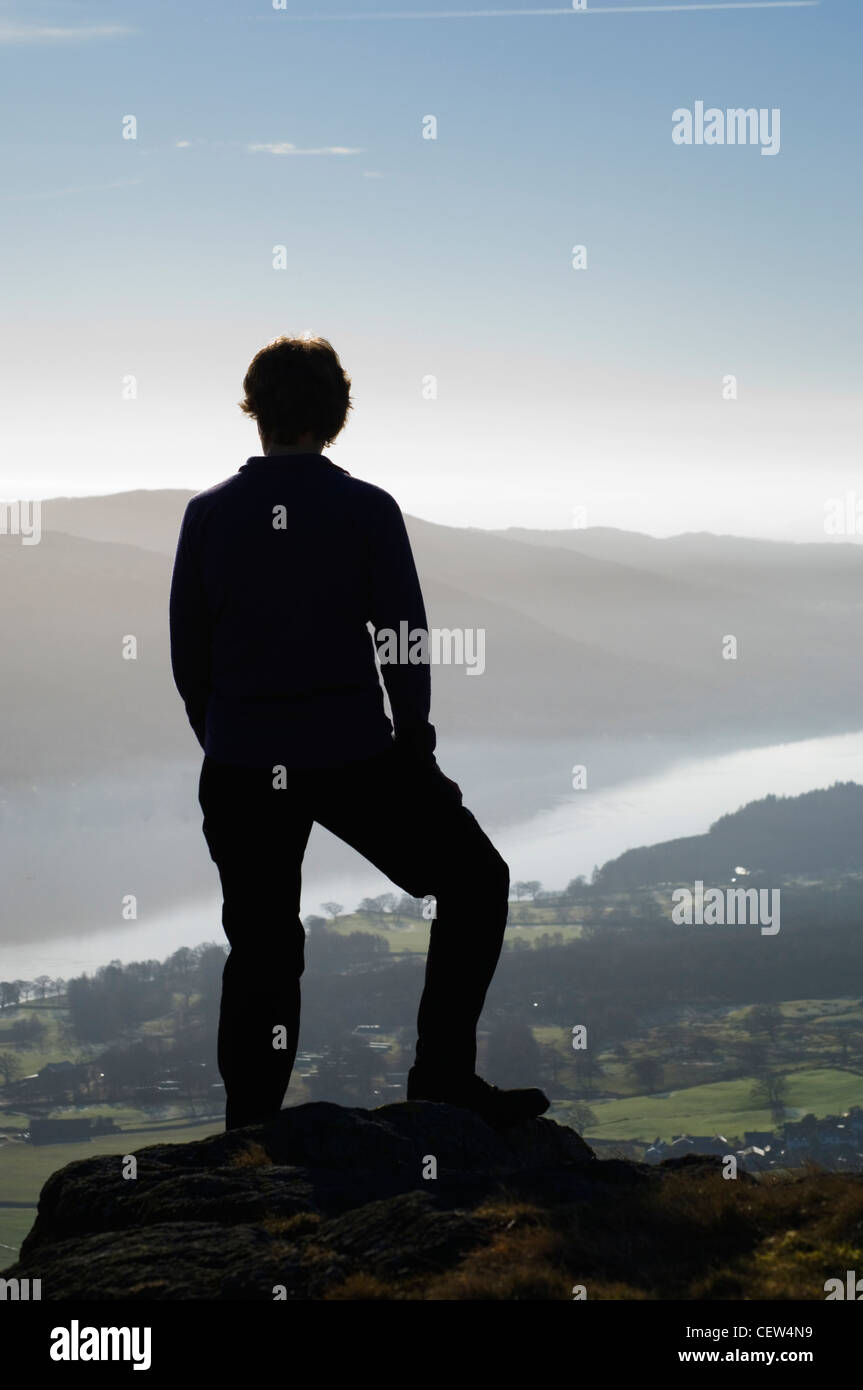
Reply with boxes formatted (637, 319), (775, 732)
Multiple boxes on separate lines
(1, 0), (860, 538)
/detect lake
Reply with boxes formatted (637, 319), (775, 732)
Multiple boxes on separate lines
(5, 727), (863, 979)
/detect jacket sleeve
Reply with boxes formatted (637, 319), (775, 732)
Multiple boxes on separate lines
(169, 503), (210, 751)
(368, 491), (437, 765)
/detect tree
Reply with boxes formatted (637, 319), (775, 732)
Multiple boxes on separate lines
(540, 1042), (562, 1086)
(358, 895), (395, 920)
(321, 902), (343, 922)
(735, 1040), (769, 1075)
(750, 1072), (788, 1124)
(16, 1017), (45, 1050)
(195, 945), (228, 1022)
(568, 1101), (597, 1133)
(486, 1021), (542, 1088)
(690, 1032), (719, 1061)
(522, 881), (542, 900)
(631, 1057), (664, 1094)
(0, 981), (20, 1010)
(33, 975), (53, 1000)
(303, 915), (327, 932)
(748, 1004), (782, 1043)
(0, 1052), (21, 1086)
(101, 1041), (163, 1095)
(573, 1047), (603, 1094)
(167, 948), (197, 1010)
(307, 1034), (381, 1106)
(396, 894), (424, 919)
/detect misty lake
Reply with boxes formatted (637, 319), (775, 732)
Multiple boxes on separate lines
(6, 727), (863, 979)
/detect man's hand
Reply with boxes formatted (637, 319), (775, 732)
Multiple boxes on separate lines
(430, 766), (464, 807)
(388, 741), (464, 808)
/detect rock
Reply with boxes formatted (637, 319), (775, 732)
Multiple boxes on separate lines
(6, 1100), (857, 1300)
(6, 1100), (595, 1298)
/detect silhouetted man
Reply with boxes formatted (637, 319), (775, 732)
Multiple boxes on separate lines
(170, 336), (549, 1130)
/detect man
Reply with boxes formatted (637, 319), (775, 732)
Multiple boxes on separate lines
(169, 335), (549, 1130)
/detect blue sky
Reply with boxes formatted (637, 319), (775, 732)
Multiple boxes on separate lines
(2, 0), (860, 536)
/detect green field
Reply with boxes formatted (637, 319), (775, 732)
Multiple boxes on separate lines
(566, 1067), (863, 1142)
(0, 1000), (80, 1077)
(327, 913), (582, 953)
(0, 1118), (225, 1264)
(3, 979), (862, 1264)
(0, 1208), (38, 1262)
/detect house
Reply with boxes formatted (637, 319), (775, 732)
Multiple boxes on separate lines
(667, 1135), (732, 1157)
(744, 1130), (776, 1149)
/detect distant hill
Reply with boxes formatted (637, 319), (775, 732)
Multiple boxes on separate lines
(595, 782), (863, 888)
(492, 524), (863, 605)
(3, 491), (863, 777)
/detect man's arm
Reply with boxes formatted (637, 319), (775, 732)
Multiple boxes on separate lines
(368, 491), (437, 765)
(169, 503), (210, 751)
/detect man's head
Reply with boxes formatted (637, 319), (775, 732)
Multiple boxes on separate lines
(239, 336), (352, 452)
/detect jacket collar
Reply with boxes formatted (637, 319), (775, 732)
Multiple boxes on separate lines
(239, 454), (349, 475)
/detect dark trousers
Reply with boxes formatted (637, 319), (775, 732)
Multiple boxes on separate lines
(198, 747), (510, 1128)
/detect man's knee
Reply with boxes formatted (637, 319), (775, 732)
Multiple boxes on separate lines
(416, 827), (509, 905)
(465, 842), (509, 906)
(223, 930), (306, 982)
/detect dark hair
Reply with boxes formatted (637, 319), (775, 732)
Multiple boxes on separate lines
(239, 336), (352, 447)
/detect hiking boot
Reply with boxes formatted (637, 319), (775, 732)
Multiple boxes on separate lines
(407, 1066), (550, 1127)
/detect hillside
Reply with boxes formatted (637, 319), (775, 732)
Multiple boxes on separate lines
(595, 782), (863, 888)
(3, 491), (863, 780)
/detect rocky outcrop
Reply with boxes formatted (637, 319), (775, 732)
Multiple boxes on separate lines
(11, 1099), (848, 1301)
(5, 1100), (601, 1298)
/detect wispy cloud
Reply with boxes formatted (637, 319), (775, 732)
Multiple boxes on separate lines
(172, 138), (363, 157)
(0, 22), (135, 44)
(247, 142), (363, 156)
(273, 2), (817, 20)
